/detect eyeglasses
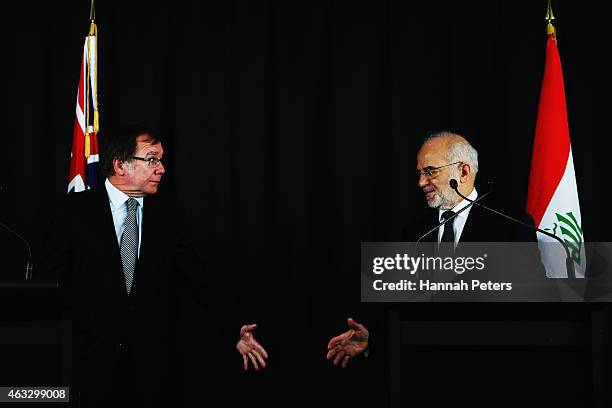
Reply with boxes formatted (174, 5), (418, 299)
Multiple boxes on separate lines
(416, 161), (462, 179)
(132, 156), (163, 168)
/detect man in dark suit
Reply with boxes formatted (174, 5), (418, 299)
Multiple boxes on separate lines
(42, 125), (268, 407)
(325, 130), (544, 365)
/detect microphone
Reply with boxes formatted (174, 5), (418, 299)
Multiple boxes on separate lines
(449, 179), (576, 279)
(415, 181), (494, 251)
(0, 220), (33, 280)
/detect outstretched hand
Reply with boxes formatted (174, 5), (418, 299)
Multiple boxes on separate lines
(326, 317), (369, 368)
(236, 324), (269, 371)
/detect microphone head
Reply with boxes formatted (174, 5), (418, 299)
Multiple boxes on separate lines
(484, 177), (494, 192)
(449, 179), (458, 189)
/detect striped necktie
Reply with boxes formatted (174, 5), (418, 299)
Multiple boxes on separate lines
(120, 198), (139, 294)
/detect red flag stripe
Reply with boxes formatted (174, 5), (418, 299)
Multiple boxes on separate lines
(68, 44), (87, 192)
(526, 35), (571, 226)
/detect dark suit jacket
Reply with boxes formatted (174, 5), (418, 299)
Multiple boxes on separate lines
(41, 189), (236, 406)
(403, 199), (538, 243)
(404, 200), (548, 292)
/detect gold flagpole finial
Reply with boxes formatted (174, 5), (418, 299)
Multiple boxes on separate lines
(90, 0), (96, 22)
(88, 0), (97, 36)
(545, 0), (556, 36)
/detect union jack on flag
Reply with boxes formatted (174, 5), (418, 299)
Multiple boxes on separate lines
(68, 19), (100, 193)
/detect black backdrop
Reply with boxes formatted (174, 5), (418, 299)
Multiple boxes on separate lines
(2, 0), (611, 407)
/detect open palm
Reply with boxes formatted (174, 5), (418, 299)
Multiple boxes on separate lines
(326, 317), (369, 368)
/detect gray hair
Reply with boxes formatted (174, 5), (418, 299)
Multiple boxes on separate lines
(424, 131), (479, 176)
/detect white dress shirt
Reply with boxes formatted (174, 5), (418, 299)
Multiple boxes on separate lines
(437, 187), (478, 246)
(105, 178), (144, 256)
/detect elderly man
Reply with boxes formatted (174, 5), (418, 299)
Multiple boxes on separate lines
(42, 125), (268, 407)
(411, 131), (536, 243)
(325, 130), (539, 367)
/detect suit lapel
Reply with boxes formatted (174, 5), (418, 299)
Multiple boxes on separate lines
(132, 195), (163, 297)
(420, 211), (441, 243)
(460, 204), (495, 243)
(93, 189), (123, 256)
(90, 189), (127, 294)
(138, 195), (160, 265)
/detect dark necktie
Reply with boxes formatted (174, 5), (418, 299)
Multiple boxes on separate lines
(120, 198), (139, 295)
(439, 210), (455, 257)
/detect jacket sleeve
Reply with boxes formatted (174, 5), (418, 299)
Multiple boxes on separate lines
(172, 209), (241, 346)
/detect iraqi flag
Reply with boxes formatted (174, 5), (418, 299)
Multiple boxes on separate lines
(526, 28), (586, 278)
(68, 21), (100, 193)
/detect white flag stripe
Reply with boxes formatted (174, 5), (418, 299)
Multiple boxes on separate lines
(86, 154), (99, 164)
(75, 99), (86, 135)
(536, 148), (586, 277)
(67, 175), (86, 193)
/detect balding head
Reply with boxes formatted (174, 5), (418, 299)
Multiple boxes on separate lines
(416, 131), (478, 209)
(422, 131), (479, 176)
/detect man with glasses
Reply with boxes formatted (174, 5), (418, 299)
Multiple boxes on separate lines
(412, 131), (537, 243)
(325, 130), (541, 367)
(42, 125), (268, 407)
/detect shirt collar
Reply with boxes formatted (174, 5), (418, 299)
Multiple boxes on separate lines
(438, 187), (477, 221)
(105, 178), (144, 210)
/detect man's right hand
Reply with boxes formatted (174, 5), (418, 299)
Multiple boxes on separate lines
(325, 317), (369, 368)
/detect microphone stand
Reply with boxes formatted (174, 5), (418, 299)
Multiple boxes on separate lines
(449, 179), (576, 279)
(415, 182), (494, 253)
(0, 220), (33, 280)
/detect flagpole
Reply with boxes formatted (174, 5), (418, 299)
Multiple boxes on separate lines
(84, 29), (90, 158)
(543, 0), (576, 279)
(545, 0), (555, 36)
(544, 1), (576, 279)
(84, 0), (93, 150)
(85, 0), (98, 158)
(90, 0), (96, 21)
